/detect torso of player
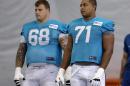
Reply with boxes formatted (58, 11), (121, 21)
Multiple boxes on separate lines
(68, 17), (114, 64)
(125, 34), (130, 63)
(22, 20), (66, 66)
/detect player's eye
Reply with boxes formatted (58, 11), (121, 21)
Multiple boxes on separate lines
(38, 9), (42, 11)
(80, 3), (88, 7)
(83, 3), (88, 7)
(80, 4), (82, 7)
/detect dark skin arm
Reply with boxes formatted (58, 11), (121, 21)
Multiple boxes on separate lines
(100, 32), (114, 69)
(120, 52), (128, 82)
(60, 35), (73, 70)
(15, 43), (27, 67)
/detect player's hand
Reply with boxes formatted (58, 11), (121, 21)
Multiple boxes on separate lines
(65, 66), (71, 86)
(14, 67), (25, 86)
(55, 68), (65, 86)
(90, 67), (105, 86)
(64, 66), (71, 81)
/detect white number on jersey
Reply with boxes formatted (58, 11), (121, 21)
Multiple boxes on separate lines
(75, 26), (91, 43)
(29, 28), (49, 46)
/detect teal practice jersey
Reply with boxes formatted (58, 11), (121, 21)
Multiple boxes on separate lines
(68, 17), (115, 64)
(21, 19), (67, 66)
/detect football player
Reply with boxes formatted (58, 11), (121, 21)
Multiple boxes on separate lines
(120, 34), (130, 86)
(56, 0), (115, 86)
(14, 0), (67, 86)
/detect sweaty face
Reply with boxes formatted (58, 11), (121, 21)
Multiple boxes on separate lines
(80, 0), (95, 19)
(35, 4), (49, 22)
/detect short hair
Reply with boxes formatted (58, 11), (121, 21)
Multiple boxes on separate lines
(35, 0), (50, 11)
(89, 0), (97, 9)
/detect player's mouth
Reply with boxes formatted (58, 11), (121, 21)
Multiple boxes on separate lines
(36, 15), (41, 18)
(81, 10), (86, 14)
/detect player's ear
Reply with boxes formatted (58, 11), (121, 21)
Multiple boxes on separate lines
(94, 6), (97, 11)
(93, 5), (96, 10)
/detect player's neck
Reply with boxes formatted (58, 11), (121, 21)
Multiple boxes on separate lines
(38, 18), (49, 24)
(37, 15), (50, 24)
(83, 14), (96, 21)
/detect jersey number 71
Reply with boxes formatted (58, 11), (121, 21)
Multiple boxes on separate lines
(75, 26), (91, 43)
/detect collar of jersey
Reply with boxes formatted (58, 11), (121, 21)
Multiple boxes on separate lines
(35, 20), (51, 27)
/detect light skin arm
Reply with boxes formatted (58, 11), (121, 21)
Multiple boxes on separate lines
(100, 32), (114, 69)
(15, 43), (27, 67)
(59, 35), (68, 50)
(60, 35), (73, 70)
(120, 51), (128, 81)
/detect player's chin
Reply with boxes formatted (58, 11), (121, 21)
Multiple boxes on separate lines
(36, 16), (41, 20)
(82, 14), (90, 19)
(81, 13), (87, 17)
(81, 14), (88, 18)
(37, 18), (43, 22)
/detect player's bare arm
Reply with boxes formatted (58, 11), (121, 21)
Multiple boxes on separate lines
(15, 43), (27, 67)
(61, 35), (73, 70)
(100, 32), (114, 69)
(59, 38), (65, 49)
(59, 34), (68, 50)
(56, 35), (73, 85)
(14, 43), (26, 84)
(120, 52), (128, 80)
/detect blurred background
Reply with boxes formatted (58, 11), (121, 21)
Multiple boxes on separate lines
(0, 0), (130, 85)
